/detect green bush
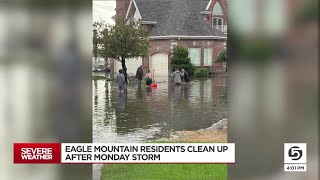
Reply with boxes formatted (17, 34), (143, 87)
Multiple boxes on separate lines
(194, 68), (208, 78)
(170, 46), (196, 75)
(171, 63), (196, 75)
(215, 48), (227, 65)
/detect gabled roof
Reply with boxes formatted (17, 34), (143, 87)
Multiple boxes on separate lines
(133, 0), (226, 38)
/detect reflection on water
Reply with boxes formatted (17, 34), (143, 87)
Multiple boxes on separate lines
(93, 75), (227, 143)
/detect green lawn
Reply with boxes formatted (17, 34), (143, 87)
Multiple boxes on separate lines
(100, 128), (227, 179)
(101, 164), (226, 180)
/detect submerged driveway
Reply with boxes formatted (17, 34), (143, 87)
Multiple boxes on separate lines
(93, 75), (227, 143)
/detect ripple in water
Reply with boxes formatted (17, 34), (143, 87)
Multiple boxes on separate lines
(93, 76), (227, 143)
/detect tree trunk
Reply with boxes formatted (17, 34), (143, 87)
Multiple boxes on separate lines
(93, 29), (98, 58)
(121, 57), (128, 84)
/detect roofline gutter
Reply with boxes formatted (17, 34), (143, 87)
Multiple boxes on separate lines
(206, 0), (213, 10)
(125, 0), (133, 19)
(150, 35), (227, 40)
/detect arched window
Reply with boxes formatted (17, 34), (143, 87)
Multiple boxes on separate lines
(213, 2), (223, 16)
(212, 2), (224, 29)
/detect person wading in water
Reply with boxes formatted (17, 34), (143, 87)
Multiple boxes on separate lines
(135, 65), (144, 84)
(116, 69), (126, 92)
(172, 68), (182, 85)
(145, 70), (153, 86)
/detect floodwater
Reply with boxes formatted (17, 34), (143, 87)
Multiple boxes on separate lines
(93, 74), (227, 143)
(92, 73), (227, 179)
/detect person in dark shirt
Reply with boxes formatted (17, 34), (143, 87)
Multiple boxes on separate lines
(181, 69), (190, 84)
(135, 65), (144, 84)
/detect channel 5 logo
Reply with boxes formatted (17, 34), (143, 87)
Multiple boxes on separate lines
(284, 143), (306, 164)
(288, 146), (303, 160)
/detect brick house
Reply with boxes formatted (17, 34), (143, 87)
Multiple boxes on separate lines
(114, 0), (227, 80)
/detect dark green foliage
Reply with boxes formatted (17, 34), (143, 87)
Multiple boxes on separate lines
(170, 46), (196, 75)
(93, 20), (150, 62)
(215, 48), (227, 65)
(296, 0), (318, 23)
(93, 29), (98, 57)
(194, 68), (208, 78)
(93, 19), (150, 83)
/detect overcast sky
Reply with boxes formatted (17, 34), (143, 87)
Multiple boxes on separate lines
(93, 0), (116, 24)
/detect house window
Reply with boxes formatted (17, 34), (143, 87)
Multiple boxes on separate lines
(204, 48), (213, 66)
(213, 2), (223, 16)
(212, 17), (223, 27)
(188, 48), (201, 66)
(212, 2), (224, 28)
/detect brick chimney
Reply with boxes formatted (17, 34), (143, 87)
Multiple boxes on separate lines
(116, 0), (131, 20)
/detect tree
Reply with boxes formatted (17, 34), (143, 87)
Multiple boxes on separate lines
(92, 29), (98, 58)
(93, 20), (150, 83)
(215, 48), (228, 72)
(216, 48), (227, 64)
(170, 46), (196, 75)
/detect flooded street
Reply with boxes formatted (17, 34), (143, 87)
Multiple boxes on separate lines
(93, 74), (227, 143)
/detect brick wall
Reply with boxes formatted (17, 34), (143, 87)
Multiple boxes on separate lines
(116, 0), (228, 72)
(177, 39), (225, 68)
(141, 40), (171, 69)
(142, 39), (226, 72)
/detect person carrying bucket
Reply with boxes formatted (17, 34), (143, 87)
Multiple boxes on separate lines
(135, 65), (143, 84)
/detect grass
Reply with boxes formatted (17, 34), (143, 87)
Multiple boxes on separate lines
(100, 130), (227, 180)
(92, 76), (114, 81)
(101, 164), (226, 180)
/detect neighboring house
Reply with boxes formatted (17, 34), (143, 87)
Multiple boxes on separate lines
(92, 55), (108, 72)
(114, 0), (227, 79)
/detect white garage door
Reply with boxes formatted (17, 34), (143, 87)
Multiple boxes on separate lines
(150, 53), (168, 82)
(114, 57), (142, 76)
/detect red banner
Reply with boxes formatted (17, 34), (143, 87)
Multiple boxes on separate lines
(13, 143), (61, 164)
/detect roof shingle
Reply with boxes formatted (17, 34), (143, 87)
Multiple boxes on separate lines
(134, 0), (226, 37)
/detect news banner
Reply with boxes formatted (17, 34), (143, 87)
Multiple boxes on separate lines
(13, 143), (235, 164)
